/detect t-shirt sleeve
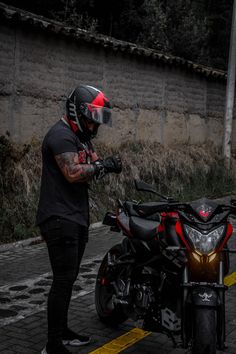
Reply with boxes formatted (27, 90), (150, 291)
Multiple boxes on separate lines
(47, 129), (78, 155)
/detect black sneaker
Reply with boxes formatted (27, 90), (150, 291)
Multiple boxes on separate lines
(41, 342), (72, 354)
(62, 328), (91, 347)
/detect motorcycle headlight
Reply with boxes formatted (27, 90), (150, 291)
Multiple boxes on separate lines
(184, 225), (225, 254)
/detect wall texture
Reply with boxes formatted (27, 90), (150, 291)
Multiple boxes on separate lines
(0, 5), (235, 149)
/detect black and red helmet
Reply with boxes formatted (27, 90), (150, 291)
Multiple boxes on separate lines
(66, 85), (112, 140)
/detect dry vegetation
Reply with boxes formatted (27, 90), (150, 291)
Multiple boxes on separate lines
(0, 136), (235, 243)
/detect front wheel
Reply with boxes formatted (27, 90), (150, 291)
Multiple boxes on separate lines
(192, 308), (216, 354)
(95, 244), (128, 326)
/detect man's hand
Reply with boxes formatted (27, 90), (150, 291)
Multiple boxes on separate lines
(93, 155), (122, 179)
(103, 155), (122, 174)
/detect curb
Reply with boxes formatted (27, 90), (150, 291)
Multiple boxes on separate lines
(0, 221), (103, 253)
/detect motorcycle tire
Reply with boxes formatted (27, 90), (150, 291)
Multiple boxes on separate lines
(192, 308), (216, 354)
(95, 244), (128, 326)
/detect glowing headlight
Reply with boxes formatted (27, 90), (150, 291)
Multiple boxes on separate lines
(184, 225), (225, 254)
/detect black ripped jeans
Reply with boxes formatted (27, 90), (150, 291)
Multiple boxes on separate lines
(40, 217), (88, 345)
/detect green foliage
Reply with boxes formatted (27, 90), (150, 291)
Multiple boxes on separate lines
(50, 0), (98, 32)
(138, 0), (233, 69)
(2, 0), (233, 69)
(138, 0), (170, 52)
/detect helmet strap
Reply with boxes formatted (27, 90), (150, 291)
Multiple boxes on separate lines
(75, 112), (84, 133)
(62, 114), (80, 134)
(63, 114), (92, 142)
(69, 119), (79, 133)
(61, 115), (70, 127)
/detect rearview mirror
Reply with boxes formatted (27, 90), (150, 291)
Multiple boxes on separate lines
(134, 180), (177, 202)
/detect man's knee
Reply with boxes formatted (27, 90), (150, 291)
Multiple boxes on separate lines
(53, 271), (78, 289)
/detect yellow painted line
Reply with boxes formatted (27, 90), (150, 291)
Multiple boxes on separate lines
(224, 271), (236, 287)
(89, 328), (151, 353)
(89, 272), (236, 353)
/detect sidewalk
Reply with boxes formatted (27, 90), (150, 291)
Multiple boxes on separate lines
(0, 225), (236, 353)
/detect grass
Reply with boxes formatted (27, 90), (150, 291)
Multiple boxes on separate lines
(0, 136), (235, 243)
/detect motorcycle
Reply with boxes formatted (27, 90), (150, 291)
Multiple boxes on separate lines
(95, 180), (236, 354)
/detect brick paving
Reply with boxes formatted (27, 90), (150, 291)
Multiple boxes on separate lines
(0, 223), (236, 354)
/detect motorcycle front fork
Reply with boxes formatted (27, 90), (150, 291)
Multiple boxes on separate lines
(181, 261), (227, 350)
(218, 260), (226, 350)
(181, 266), (189, 349)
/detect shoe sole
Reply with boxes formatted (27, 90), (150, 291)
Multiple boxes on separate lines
(62, 339), (91, 347)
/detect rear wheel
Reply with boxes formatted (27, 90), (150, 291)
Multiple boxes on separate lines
(95, 244), (128, 326)
(192, 308), (216, 354)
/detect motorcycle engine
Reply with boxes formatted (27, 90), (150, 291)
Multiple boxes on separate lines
(132, 282), (155, 318)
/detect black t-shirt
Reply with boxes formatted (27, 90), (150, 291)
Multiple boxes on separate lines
(36, 120), (94, 227)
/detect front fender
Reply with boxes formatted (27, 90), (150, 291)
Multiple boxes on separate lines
(189, 287), (220, 307)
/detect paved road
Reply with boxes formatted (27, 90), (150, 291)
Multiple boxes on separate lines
(0, 224), (236, 354)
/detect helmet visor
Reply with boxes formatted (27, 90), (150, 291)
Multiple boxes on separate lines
(80, 103), (112, 126)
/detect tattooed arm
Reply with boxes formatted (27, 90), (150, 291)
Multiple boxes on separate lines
(90, 151), (99, 162)
(55, 152), (95, 183)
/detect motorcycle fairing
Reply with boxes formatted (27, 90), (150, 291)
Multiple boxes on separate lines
(189, 286), (220, 307)
(117, 211), (132, 237)
(189, 198), (219, 222)
(160, 213), (182, 247)
(161, 308), (181, 331)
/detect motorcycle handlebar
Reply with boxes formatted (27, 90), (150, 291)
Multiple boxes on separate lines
(133, 202), (188, 216)
(133, 202), (236, 218)
(220, 204), (236, 215)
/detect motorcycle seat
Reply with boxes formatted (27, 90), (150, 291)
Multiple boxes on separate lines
(129, 216), (159, 241)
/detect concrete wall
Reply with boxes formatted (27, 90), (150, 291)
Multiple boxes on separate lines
(0, 21), (234, 148)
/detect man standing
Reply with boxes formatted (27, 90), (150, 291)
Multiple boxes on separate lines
(36, 85), (122, 354)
